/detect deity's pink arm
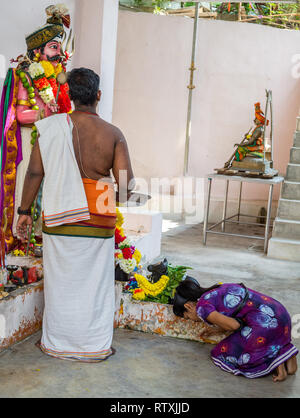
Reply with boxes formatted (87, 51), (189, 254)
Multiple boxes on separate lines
(16, 78), (39, 125)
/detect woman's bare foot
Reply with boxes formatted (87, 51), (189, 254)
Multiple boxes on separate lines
(273, 363), (288, 382)
(285, 355), (298, 375)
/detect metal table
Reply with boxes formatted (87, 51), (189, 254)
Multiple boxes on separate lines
(203, 173), (284, 253)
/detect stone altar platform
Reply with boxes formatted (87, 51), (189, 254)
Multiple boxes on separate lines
(114, 282), (229, 344)
(118, 207), (163, 262)
(0, 209), (227, 350)
(0, 256), (44, 350)
(0, 274), (228, 351)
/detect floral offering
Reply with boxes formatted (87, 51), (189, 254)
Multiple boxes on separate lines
(28, 62), (55, 104)
(114, 208), (143, 275)
(115, 209), (193, 304)
(26, 60), (71, 114)
(134, 273), (169, 298)
(125, 265), (191, 304)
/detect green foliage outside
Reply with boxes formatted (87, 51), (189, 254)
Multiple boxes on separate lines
(119, 1), (300, 29)
(120, 1), (199, 14)
(215, 2), (300, 29)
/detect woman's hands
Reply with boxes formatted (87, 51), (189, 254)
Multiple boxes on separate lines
(206, 311), (242, 331)
(183, 302), (201, 322)
(183, 302), (242, 331)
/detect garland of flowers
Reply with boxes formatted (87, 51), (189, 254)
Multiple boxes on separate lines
(13, 67), (43, 254)
(13, 60), (71, 256)
(27, 60), (71, 118)
(115, 208), (142, 274)
(124, 265), (195, 304)
(28, 62), (55, 104)
(16, 69), (39, 110)
(115, 208), (171, 302)
(40, 61), (71, 114)
(133, 274), (169, 299)
(16, 69), (39, 146)
(17, 60), (71, 147)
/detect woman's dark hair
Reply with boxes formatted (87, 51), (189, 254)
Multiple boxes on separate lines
(68, 67), (100, 105)
(173, 277), (221, 318)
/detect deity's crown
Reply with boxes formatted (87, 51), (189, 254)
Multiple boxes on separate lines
(254, 102), (269, 126)
(25, 4), (70, 51)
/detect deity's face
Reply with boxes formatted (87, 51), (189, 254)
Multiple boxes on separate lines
(36, 40), (62, 66)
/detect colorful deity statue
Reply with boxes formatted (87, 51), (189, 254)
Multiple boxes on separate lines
(234, 102), (268, 162)
(224, 102), (269, 169)
(0, 4), (73, 251)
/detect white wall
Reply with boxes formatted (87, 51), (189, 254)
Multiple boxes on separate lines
(0, 0), (119, 123)
(0, 0), (78, 92)
(73, 0), (119, 122)
(112, 11), (300, 219)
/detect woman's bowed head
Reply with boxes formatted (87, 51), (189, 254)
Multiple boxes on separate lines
(173, 279), (298, 382)
(173, 278), (242, 331)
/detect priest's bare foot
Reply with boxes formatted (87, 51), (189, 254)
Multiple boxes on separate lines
(285, 355), (298, 375)
(272, 363), (287, 382)
(35, 339), (41, 349)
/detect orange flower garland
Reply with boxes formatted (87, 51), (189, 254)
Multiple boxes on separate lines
(28, 61), (71, 113)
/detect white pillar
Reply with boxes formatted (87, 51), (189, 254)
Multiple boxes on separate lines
(73, 0), (119, 122)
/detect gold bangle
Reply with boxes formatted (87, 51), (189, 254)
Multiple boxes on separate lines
(17, 100), (31, 107)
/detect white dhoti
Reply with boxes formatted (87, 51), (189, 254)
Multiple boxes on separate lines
(36, 114), (116, 362)
(40, 234), (115, 362)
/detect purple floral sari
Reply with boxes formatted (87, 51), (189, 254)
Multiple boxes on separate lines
(196, 283), (298, 378)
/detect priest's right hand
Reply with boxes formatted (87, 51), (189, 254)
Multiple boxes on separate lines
(16, 215), (33, 242)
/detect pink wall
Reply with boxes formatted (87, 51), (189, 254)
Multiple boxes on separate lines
(113, 10), (191, 180)
(113, 11), (300, 211)
(189, 19), (300, 201)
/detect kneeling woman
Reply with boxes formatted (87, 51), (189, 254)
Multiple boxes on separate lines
(173, 278), (298, 382)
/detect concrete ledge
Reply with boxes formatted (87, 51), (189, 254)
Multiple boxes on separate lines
(0, 256), (44, 350)
(272, 217), (300, 240)
(0, 281), (44, 350)
(268, 237), (300, 262)
(281, 181), (300, 200)
(294, 130), (300, 146)
(0, 259), (227, 351)
(286, 163), (300, 182)
(0, 207), (163, 350)
(114, 282), (229, 344)
(277, 198), (300, 220)
(290, 147), (300, 164)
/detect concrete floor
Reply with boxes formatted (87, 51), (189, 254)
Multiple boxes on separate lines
(0, 221), (299, 398)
